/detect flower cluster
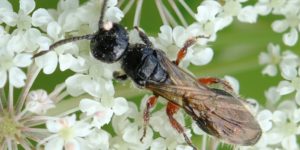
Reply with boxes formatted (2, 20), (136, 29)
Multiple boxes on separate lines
(1, 0), (300, 150)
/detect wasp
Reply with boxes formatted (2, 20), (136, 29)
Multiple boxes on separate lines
(33, 0), (262, 149)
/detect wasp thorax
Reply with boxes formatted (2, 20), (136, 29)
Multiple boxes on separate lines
(90, 23), (128, 63)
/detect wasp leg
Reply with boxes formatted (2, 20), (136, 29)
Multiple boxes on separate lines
(174, 37), (198, 65)
(134, 26), (153, 47)
(166, 102), (197, 150)
(175, 35), (209, 65)
(140, 95), (158, 142)
(198, 77), (234, 94)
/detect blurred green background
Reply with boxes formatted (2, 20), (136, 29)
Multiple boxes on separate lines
(8, 0), (300, 149)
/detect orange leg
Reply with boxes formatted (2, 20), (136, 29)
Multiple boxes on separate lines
(140, 95), (158, 142)
(166, 102), (197, 150)
(175, 35), (208, 66)
(198, 77), (234, 93)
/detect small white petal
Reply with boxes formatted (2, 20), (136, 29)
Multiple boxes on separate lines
(151, 138), (166, 150)
(35, 51), (58, 74)
(262, 65), (277, 76)
(257, 109), (272, 132)
(195, 0), (221, 23)
(158, 25), (173, 46)
(265, 87), (281, 104)
(112, 97), (128, 116)
(272, 20), (289, 33)
(20, 0), (35, 15)
(282, 136), (298, 150)
(0, 11), (18, 26)
(86, 130), (110, 150)
(91, 107), (113, 128)
(82, 80), (102, 98)
(36, 36), (52, 50)
(73, 122), (92, 137)
(277, 81), (295, 95)
(190, 47), (213, 66)
(47, 21), (62, 39)
(79, 99), (101, 115)
(0, 0), (13, 11)
(32, 8), (53, 27)
(173, 26), (187, 47)
(65, 74), (88, 96)
(59, 54), (76, 71)
(224, 75), (240, 94)
(9, 67), (26, 88)
(237, 6), (258, 23)
(7, 34), (24, 53)
(46, 120), (62, 133)
(280, 63), (297, 80)
(45, 138), (64, 150)
(105, 7), (124, 23)
(64, 139), (80, 150)
(272, 110), (287, 125)
(255, 4), (271, 15)
(13, 53), (32, 67)
(176, 145), (194, 150)
(0, 70), (7, 88)
(283, 28), (298, 46)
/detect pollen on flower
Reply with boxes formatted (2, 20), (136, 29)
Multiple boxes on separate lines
(59, 127), (75, 141)
(0, 113), (20, 139)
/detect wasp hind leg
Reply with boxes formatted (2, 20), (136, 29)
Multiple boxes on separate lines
(198, 77), (235, 94)
(174, 35), (208, 66)
(166, 102), (197, 150)
(140, 95), (158, 142)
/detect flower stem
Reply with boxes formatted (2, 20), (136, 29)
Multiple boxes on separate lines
(49, 83), (66, 101)
(16, 65), (41, 114)
(178, 0), (196, 19)
(123, 0), (135, 15)
(162, 3), (178, 26)
(155, 0), (169, 25)
(133, 0), (144, 26)
(8, 84), (13, 114)
(201, 135), (207, 150)
(167, 0), (187, 26)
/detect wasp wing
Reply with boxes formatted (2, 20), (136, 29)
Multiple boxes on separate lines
(146, 50), (261, 145)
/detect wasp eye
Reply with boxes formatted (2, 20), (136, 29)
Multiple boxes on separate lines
(90, 23), (128, 63)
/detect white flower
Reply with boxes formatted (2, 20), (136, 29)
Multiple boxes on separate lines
(259, 43), (281, 76)
(256, 109), (273, 132)
(0, 49), (32, 88)
(45, 115), (92, 150)
(151, 25), (213, 68)
(79, 97), (128, 128)
(26, 89), (55, 114)
(85, 129), (111, 150)
(255, 0), (287, 15)
(269, 1), (300, 46)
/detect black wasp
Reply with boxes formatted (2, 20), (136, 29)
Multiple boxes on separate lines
(33, 0), (262, 149)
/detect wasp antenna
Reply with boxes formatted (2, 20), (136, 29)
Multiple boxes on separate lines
(32, 34), (94, 59)
(196, 35), (210, 39)
(99, 0), (109, 28)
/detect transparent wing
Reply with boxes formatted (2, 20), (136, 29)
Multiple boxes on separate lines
(146, 50), (261, 145)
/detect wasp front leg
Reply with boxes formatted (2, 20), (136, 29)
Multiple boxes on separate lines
(166, 102), (197, 150)
(140, 95), (158, 142)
